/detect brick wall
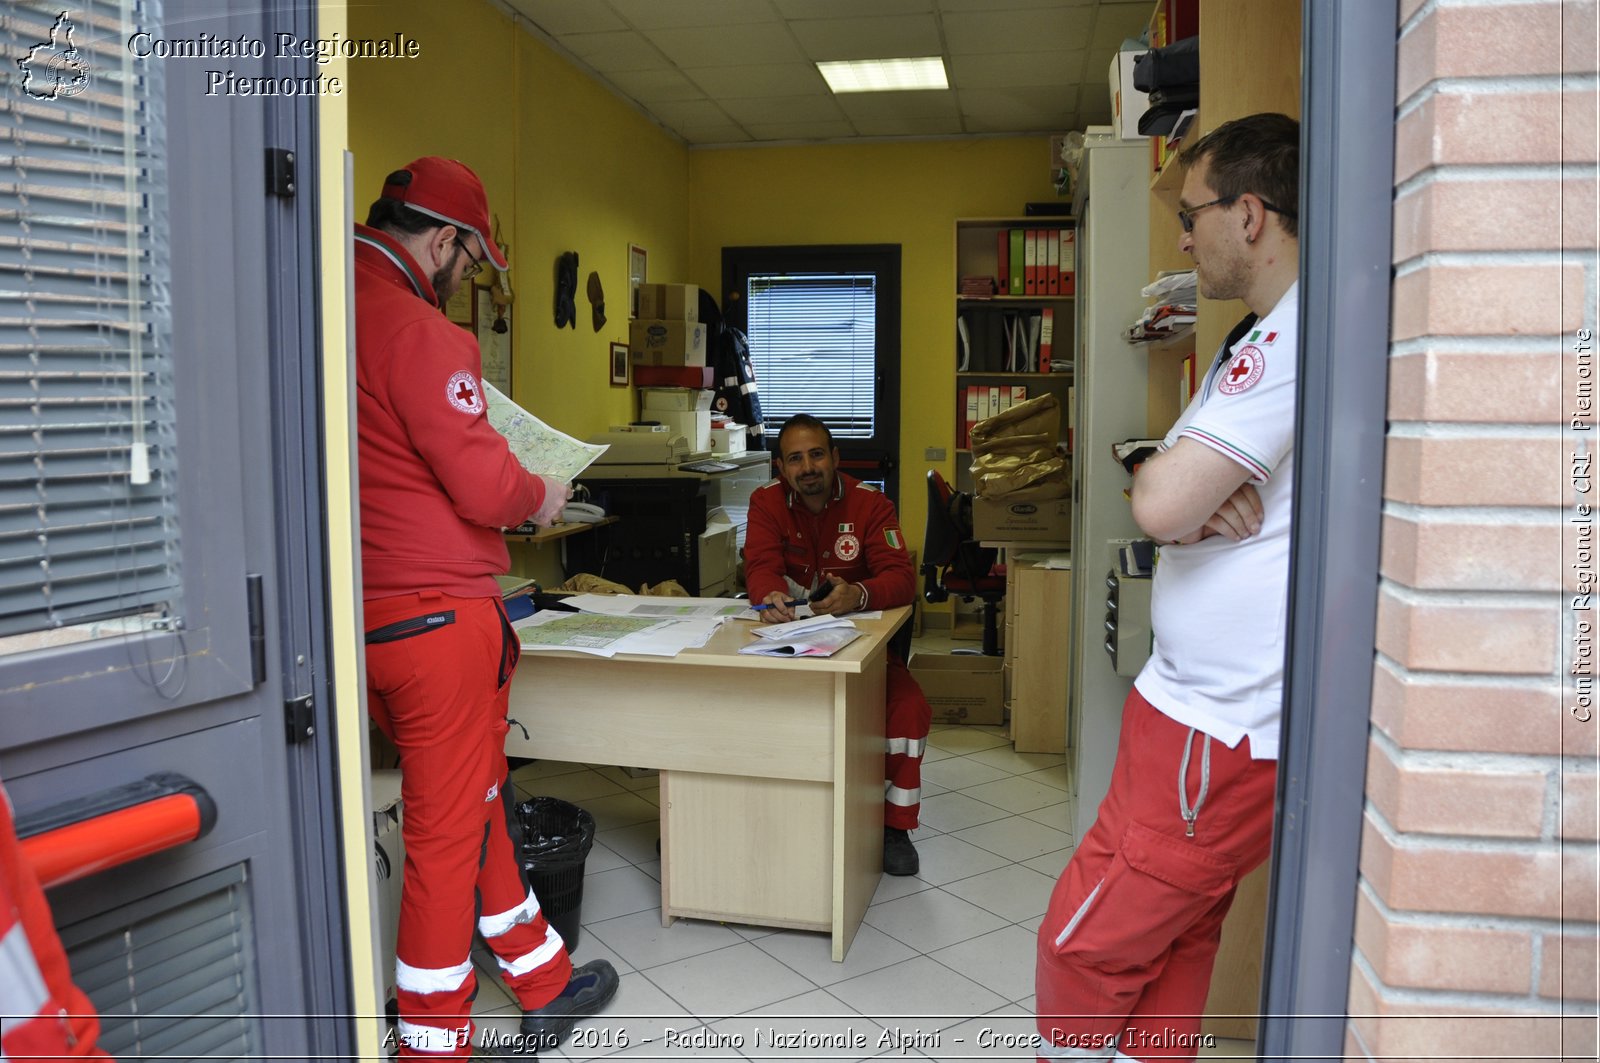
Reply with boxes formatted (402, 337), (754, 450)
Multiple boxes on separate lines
(1353, 1), (1599, 1058)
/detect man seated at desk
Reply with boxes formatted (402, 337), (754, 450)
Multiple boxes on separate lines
(744, 414), (932, 876)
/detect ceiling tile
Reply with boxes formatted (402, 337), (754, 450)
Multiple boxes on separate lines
(605, 67), (708, 103)
(848, 114), (966, 137)
(681, 124), (754, 145)
(937, 0), (1094, 9)
(742, 119), (861, 141)
(647, 98), (736, 127)
(963, 113), (1075, 134)
(718, 95), (847, 126)
(607, 0), (777, 30)
(833, 89), (959, 120)
(787, 14), (944, 62)
(649, 24), (806, 68)
(506, 0), (626, 35)
(943, 7), (1097, 56)
(949, 51), (1085, 89)
(958, 86), (1076, 119)
(682, 64), (828, 99)
(559, 30), (668, 71)
(774, 0), (933, 16)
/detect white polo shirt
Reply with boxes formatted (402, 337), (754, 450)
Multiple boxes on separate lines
(1135, 282), (1299, 760)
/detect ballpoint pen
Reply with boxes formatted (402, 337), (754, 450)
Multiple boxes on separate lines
(750, 599), (806, 611)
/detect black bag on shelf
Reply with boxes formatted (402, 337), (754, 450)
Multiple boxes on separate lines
(1132, 36), (1199, 92)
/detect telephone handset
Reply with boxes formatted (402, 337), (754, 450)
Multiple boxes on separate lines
(561, 502), (606, 524)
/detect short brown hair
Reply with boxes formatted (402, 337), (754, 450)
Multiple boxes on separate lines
(777, 414), (834, 455)
(1180, 112), (1300, 238)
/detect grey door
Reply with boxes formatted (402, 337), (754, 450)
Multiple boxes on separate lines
(0, 1), (348, 1058)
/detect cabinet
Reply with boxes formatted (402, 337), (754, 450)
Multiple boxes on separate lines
(952, 219), (1075, 491)
(1004, 558), (1072, 755)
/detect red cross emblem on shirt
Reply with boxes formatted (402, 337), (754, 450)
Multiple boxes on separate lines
(1218, 345), (1265, 395)
(446, 369), (485, 414)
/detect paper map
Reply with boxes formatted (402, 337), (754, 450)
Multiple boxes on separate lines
(482, 380), (607, 483)
(516, 612), (668, 651)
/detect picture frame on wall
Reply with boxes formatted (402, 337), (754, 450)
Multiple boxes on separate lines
(628, 244), (647, 319)
(609, 342), (629, 386)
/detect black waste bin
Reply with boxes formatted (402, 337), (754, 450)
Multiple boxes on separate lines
(515, 796), (595, 952)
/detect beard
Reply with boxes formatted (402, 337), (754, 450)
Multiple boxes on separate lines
(1195, 243), (1249, 303)
(431, 247), (463, 307)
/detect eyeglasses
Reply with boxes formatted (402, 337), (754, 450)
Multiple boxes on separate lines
(1177, 195), (1298, 234)
(1177, 195), (1237, 233)
(453, 235), (483, 280)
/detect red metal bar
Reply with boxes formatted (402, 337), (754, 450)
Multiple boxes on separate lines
(16, 775), (214, 890)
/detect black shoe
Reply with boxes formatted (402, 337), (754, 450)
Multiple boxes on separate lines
(883, 827), (919, 876)
(519, 958), (619, 1051)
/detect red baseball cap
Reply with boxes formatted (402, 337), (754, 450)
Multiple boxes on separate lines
(380, 156), (508, 271)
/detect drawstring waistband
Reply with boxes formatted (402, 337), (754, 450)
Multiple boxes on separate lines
(1177, 728), (1211, 837)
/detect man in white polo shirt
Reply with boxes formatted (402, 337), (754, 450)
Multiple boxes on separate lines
(1035, 113), (1301, 1063)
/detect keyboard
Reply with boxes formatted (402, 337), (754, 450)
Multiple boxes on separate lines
(680, 459), (739, 474)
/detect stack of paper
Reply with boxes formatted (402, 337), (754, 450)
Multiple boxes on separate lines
(738, 616), (863, 658)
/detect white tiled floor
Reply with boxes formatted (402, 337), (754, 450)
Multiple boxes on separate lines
(467, 721), (1254, 1061)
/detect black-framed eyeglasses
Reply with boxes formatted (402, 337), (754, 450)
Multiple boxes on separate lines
(1177, 195), (1297, 234)
(453, 235), (483, 280)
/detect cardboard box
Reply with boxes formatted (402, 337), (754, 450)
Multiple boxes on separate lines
(709, 425), (746, 455)
(640, 386), (713, 412)
(1108, 48), (1149, 141)
(908, 652), (1005, 725)
(638, 283), (700, 322)
(630, 318), (707, 366)
(634, 365), (714, 388)
(972, 495), (1072, 542)
(656, 409), (711, 452)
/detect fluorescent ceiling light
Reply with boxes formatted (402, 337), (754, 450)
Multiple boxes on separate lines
(817, 56), (948, 93)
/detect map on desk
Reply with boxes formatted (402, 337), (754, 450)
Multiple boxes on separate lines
(483, 380), (607, 483)
(512, 610), (722, 657)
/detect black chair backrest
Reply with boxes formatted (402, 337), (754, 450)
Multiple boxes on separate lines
(923, 470), (998, 587)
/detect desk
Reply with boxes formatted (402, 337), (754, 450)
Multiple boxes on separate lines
(504, 606), (911, 961)
(503, 515), (619, 547)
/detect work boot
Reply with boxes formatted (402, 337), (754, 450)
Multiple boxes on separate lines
(883, 826), (919, 876)
(519, 959), (620, 1051)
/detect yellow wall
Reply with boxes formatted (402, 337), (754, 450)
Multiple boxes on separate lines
(346, 0), (689, 444)
(345, 0), (1063, 567)
(688, 139), (1061, 549)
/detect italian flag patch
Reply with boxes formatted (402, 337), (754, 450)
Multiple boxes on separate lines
(1247, 329), (1279, 345)
(884, 528), (903, 549)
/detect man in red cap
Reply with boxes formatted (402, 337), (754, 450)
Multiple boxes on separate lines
(355, 157), (617, 1061)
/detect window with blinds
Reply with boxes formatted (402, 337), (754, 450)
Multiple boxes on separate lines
(744, 272), (877, 440)
(0, 1), (182, 647)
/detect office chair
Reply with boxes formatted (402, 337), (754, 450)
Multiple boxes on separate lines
(921, 470), (1006, 656)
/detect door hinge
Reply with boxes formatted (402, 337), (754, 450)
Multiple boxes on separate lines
(266, 148), (296, 197)
(246, 574), (266, 686)
(286, 695), (315, 744)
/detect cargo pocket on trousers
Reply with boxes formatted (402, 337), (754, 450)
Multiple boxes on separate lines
(1051, 820), (1237, 971)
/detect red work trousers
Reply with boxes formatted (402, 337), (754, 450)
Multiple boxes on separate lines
(884, 658), (932, 831)
(366, 592), (572, 1060)
(1035, 687), (1276, 1062)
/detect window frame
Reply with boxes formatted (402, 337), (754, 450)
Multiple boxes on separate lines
(722, 243), (902, 501)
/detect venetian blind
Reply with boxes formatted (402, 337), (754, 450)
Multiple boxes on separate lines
(745, 272), (877, 440)
(0, 1), (182, 639)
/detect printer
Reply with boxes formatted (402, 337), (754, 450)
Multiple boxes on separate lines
(583, 426), (732, 478)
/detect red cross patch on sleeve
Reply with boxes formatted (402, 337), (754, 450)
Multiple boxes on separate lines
(445, 370), (485, 415)
(1218, 345), (1265, 395)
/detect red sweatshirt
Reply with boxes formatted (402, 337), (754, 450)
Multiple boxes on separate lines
(354, 225), (543, 601)
(744, 472), (916, 609)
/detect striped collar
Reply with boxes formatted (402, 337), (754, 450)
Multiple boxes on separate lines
(353, 223), (438, 306)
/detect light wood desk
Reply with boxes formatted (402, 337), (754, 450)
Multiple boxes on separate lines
(504, 606), (911, 961)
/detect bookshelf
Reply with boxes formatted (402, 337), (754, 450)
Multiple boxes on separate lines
(953, 218), (1076, 488)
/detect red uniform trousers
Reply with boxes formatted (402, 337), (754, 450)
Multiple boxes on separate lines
(1035, 687), (1276, 1062)
(884, 658), (932, 831)
(366, 593), (572, 1060)
(0, 785), (111, 1060)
